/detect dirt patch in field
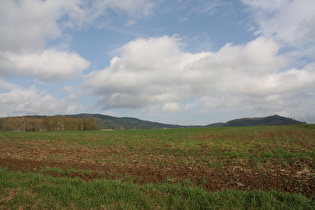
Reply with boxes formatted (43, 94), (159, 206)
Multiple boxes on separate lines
(0, 157), (314, 199)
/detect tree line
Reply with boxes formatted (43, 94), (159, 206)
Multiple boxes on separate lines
(0, 116), (98, 132)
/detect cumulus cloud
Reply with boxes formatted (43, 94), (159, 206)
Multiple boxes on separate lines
(85, 36), (210, 108)
(85, 36), (315, 117)
(0, 0), (62, 52)
(0, 83), (83, 117)
(0, 0), (154, 80)
(236, 0), (315, 122)
(0, 49), (90, 80)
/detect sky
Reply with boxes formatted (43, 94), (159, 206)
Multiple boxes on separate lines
(1, 0), (315, 125)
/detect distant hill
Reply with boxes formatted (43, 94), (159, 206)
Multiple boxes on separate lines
(1, 114), (306, 131)
(68, 113), (182, 130)
(69, 114), (306, 130)
(206, 115), (306, 127)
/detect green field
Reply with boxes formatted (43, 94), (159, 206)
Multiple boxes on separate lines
(1, 125), (314, 209)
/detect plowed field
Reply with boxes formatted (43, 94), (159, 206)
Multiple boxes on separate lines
(1, 125), (314, 199)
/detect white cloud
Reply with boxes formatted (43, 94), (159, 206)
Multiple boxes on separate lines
(60, 0), (155, 29)
(0, 0), (155, 53)
(85, 36), (210, 108)
(0, 84), (82, 117)
(242, 0), (315, 44)
(85, 35), (315, 118)
(0, 49), (90, 80)
(0, 80), (19, 91)
(0, 0), (154, 80)
(0, 0), (71, 52)
(0, 0), (156, 117)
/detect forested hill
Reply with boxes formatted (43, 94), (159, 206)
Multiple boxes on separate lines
(0, 116), (98, 132)
(206, 115), (306, 127)
(0, 114), (306, 131)
(69, 113), (182, 130)
(75, 114), (306, 129)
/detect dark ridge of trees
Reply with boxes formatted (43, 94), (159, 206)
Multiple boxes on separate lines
(206, 115), (306, 127)
(70, 113), (183, 130)
(0, 116), (98, 132)
(0, 113), (306, 131)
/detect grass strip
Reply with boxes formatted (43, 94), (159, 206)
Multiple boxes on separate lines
(1, 168), (314, 210)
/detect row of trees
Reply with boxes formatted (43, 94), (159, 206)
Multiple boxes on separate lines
(0, 116), (98, 132)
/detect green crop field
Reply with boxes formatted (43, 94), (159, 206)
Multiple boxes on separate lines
(1, 125), (314, 209)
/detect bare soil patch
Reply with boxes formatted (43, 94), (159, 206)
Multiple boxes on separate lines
(0, 157), (314, 199)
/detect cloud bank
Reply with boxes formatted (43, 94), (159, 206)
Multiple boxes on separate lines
(0, 84), (82, 117)
(85, 36), (315, 121)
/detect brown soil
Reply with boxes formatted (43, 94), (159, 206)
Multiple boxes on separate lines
(0, 157), (314, 199)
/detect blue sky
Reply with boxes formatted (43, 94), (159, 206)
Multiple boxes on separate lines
(1, 0), (315, 125)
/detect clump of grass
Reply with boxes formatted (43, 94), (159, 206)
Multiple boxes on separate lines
(1, 168), (314, 209)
